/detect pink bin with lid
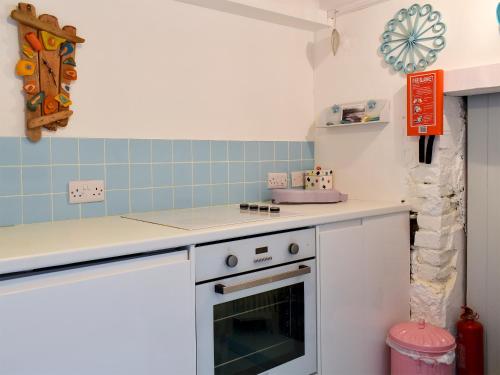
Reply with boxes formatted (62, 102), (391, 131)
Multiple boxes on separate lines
(386, 321), (456, 375)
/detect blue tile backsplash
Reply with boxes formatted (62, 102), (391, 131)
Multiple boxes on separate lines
(0, 137), (314, 226)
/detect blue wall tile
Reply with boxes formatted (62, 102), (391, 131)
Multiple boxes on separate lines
(153, 188), (173, 210)
(52, 165), (78, 193)
(193, 141), (210, 162)
(51, 138), (78, 164)
(275, 141), (289, 160)
(245, 162), (260, 182)
(82, 201), (106, 218)
(290, 142), (302, 160)
(244, 142), (259, 161)
(23, 195), (51, 224)
(174, 163), (193, 186)
(130, 139), (151, 163)
(302, 142), (314, 160)
(0, 136), (314, 225)
(289, 160), (302, 172)
(261, 182), (272, 201)
(53, 194), (80, 221)
(107, 190), (130, 215)
(275, 161), (289, 173)
(21, 138), (50, 165)
(0, 197), (22, 226)
(211, 141), (227, 161)
(0, 167), (21, 196)
(173, 140), (192, 162)
(79, 139), (104, 164)
(212, 162), (228, 184)
(130, 164), (151, 188)
(228, 162), (244, 183)
(194, 163), (210, 185)
(152, 140), (172, 163)
(211, 184), (227, 205)
(259, 141), (274, 161)
(260, 161), (275, 181)
(152, 163), (172, 187)
(229, 183), (245, 204)
(106, 139), (129, 164)
(22, 167), (50, 195)
(0, 137), (20, 166)
(194, 185), (211, 207)
(80, 165), (105, 181)
(174, 187), (193, 209)
(302, 159), (314, 170)
(228, 141), (244, 161)
(107, 165), (130, 190)
(131, 189), (153, 213)
(245, 182), (260, 202)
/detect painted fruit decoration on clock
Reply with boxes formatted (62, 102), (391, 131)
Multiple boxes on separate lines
(10, 3), (85, 142)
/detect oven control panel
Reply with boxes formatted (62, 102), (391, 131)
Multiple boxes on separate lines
(195, 228), (315, 282)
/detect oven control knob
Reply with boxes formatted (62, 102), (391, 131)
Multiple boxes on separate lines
(289, 243), (300, 255)
(226, 255), (238, 268)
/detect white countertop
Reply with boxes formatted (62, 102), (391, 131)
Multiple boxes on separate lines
(0, 200), (408, 275)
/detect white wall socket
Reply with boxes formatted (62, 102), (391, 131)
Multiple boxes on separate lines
(291, 171), (305, 188)
(267, 173), (288, 189)
(69, 180), (105, 204)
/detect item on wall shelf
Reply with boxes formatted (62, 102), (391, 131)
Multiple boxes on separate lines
(10, 3), (85, 141)
(407, 69), (444, 164)
(330, 10), (340, 56)
(319, 99), (390, 128)
(497, 3), (500, 24)
(380, 3), (446, 74)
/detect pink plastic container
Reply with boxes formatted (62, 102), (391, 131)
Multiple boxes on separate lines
(387, 321), (456, 375)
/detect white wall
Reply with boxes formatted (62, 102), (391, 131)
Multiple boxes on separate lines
(314, 0), (500, 201)
(0, 0), (314, 140)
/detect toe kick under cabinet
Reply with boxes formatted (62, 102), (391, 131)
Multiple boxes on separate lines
(318, 212), (410, 375)
(0, 249), (196, 375)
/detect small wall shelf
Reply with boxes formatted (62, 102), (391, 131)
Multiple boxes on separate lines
(317, 99), (390, 129)
(316, 120), (388, 129)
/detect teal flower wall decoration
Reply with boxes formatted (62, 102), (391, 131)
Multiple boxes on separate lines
(380, 3), (446, 74)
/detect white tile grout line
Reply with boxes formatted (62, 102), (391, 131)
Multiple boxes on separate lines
(19, 137), (24, 225)
(103, 140), (108, 217)
(77, 138), (82, 220)
(150, 139), (153, 211)
(127, 139), (132, 213)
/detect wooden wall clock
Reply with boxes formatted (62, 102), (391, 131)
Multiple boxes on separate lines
(10, 3), (85, 142)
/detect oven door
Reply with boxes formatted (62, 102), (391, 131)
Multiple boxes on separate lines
(196, 259), (316, 375)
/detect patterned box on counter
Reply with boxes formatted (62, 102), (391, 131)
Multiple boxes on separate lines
(305, 169), (333, 190)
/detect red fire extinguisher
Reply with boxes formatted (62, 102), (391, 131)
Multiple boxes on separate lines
(457, 306), (484, 375)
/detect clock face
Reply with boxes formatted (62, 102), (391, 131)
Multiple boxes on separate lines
(380, 3), (446, 74)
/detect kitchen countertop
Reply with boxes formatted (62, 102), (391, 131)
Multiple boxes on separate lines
(0, 200), (409, 275)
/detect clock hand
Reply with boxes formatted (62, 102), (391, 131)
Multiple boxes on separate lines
(41, 58), (57, 86)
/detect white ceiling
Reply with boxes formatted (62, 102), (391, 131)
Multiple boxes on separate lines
(318, 0), (389, 12)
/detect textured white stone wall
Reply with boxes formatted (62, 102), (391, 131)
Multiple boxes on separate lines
(405, 96), (466, 331)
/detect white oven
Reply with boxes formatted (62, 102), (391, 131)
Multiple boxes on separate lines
(195, 228), (317, 375)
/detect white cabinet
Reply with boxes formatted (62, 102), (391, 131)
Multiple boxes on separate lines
(318, 212), (410, 375)
(0, 250), (196, 375)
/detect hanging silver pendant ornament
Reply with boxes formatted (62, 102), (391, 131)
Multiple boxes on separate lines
(330, 11), (340, 56)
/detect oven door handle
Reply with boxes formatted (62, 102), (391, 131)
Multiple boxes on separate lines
(214, 265), (311, 294)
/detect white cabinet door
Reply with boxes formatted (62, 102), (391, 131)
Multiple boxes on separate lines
(0, 250), (196, 375)
(318, 213), (409, 375)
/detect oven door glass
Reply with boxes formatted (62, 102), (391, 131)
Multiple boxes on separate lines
(213, 282), (304, 375)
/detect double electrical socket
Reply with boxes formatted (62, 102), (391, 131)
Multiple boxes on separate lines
(267, 173), (288, 189)
(69, 180), (105, 204)
(268, 172), (305, 189)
